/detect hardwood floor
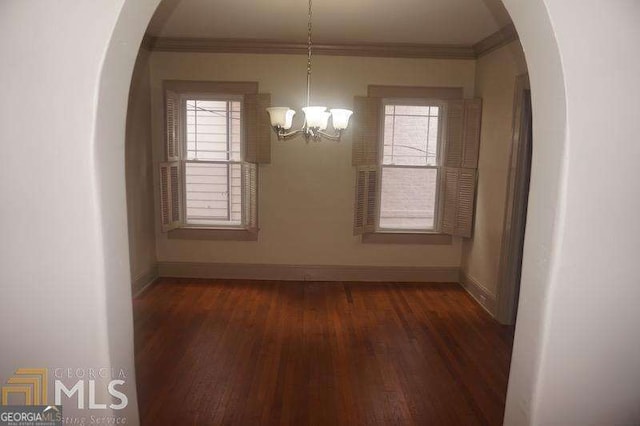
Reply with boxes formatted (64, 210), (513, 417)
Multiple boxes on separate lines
(134, 278), (514, 426)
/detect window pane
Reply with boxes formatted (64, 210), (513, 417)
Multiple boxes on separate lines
(379, 167), (437, 230)
(393, 105), (430, 116)
(185, 162), (242, 226)
(185, 99), (242, 161)
(383, 104), (439, 166)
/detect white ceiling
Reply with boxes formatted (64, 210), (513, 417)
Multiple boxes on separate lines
(147, 0), (512, 45)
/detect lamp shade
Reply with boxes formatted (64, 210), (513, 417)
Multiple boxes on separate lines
(266, 107), (296, 129)
(302, 106), (328, 128)
(329, 109), (353, 130)
(318, 112), (331, 130)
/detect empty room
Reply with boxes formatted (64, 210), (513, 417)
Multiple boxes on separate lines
(127, 0), (529, 424)
(2, 1), (640, 426)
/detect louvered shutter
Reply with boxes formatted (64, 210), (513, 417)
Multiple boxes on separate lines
(352, 96), (380, 236)
(354, 168), (367, 235)
(440, 167), (459, 235)
(352, 96), (380, 166)
(159, 162), (181, 232)
(444, 100), (464, 167)
(462, 99), (482, 168)
(242, 162), (258, 232)
(440, 168), (478, 238)
(444, 99), (482, 168)
(440, 98), (482, 237)
(456, 169), (477, 237)
(165, 90), (180, 162)
(353, 166), (379, 235)
(244, 93), (272, 164)
(365, 168), (379, 232)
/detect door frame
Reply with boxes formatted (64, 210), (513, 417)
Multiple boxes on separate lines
(496, 73), (532, 325)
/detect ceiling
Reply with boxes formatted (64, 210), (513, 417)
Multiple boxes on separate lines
(147, 0), (513, 46)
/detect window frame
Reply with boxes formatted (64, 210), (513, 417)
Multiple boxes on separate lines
(376, 97), (446, 234)
(178, 92), (246, 230)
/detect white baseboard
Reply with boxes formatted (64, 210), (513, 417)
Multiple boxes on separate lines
(131, 265), (159, 298)
(157, 261), (460, 283)
(460, 272), (497, 316)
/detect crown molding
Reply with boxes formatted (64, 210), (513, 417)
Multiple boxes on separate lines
(473, 24), (519, 57)
(147, 24), (518, 60)
(147, 36), (476, 60)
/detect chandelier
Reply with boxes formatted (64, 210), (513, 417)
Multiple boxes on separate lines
(265, 0), (353, 142)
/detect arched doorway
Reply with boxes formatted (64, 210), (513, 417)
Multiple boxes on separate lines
(95, 0), (566, 424)
(5, 0), (640, 425)
(98, 1), (640, 424)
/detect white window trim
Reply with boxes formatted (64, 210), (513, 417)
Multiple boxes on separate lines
(376, 98), (446, 234)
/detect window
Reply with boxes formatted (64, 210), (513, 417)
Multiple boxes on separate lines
(379, 101), (443, 232)
(183, 97), (243, 227)
(159, 81), (271, 238)
(351, 89), (482, 241)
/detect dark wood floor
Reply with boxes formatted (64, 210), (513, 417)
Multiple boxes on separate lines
(134, 278), (514, 426)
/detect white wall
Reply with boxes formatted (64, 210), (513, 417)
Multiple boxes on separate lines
(504, 0), (640, 424)
(125, 48), (157, 293)
(462, 41), (528, 297)
(150, 52), (476, 268)
(0, 1), (158, 423)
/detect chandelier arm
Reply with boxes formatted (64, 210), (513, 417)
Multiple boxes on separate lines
(316, 129), (343, 141)
(274, 127), (305, 140)
(271, 127), (343, 142)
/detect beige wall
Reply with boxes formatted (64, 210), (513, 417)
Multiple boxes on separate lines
(149, 52), (476, 267)
(125, 48), (157, 290)
(461, 41), (527, 296)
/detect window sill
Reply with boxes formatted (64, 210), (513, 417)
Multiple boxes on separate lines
(362, 232), (452, 245)
(168, 228), (258, 241)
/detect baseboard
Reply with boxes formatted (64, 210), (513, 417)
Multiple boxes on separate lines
(460, 272), (497, 316)
(132, 265), (159, 298)
(157, 261), (460, 283)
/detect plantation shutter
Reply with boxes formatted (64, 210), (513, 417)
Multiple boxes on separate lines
(440, 99), (482, 237)
(352, 96), (380, 235)
(159, 162), (181, 232)
(165, 90), (180, 162)
(462, 99), (482, 168)
(161, 89), (183, 232)
(440, 168), (477, 238)
(244, 93), (272, 164)
(242, 162), (258, 232)
(353, 166), (379, 235)
(352, 96), (380, 166)
(444, 100), (464, 167)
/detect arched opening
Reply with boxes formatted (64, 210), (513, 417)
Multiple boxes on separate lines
(96, 0), (640, 425)
(105, 0), (560, 422)
(8, 1), (640, 425)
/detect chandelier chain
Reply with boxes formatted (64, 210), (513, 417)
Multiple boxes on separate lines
(306, 0), (313, 107)
(264, 0), (351, 142)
